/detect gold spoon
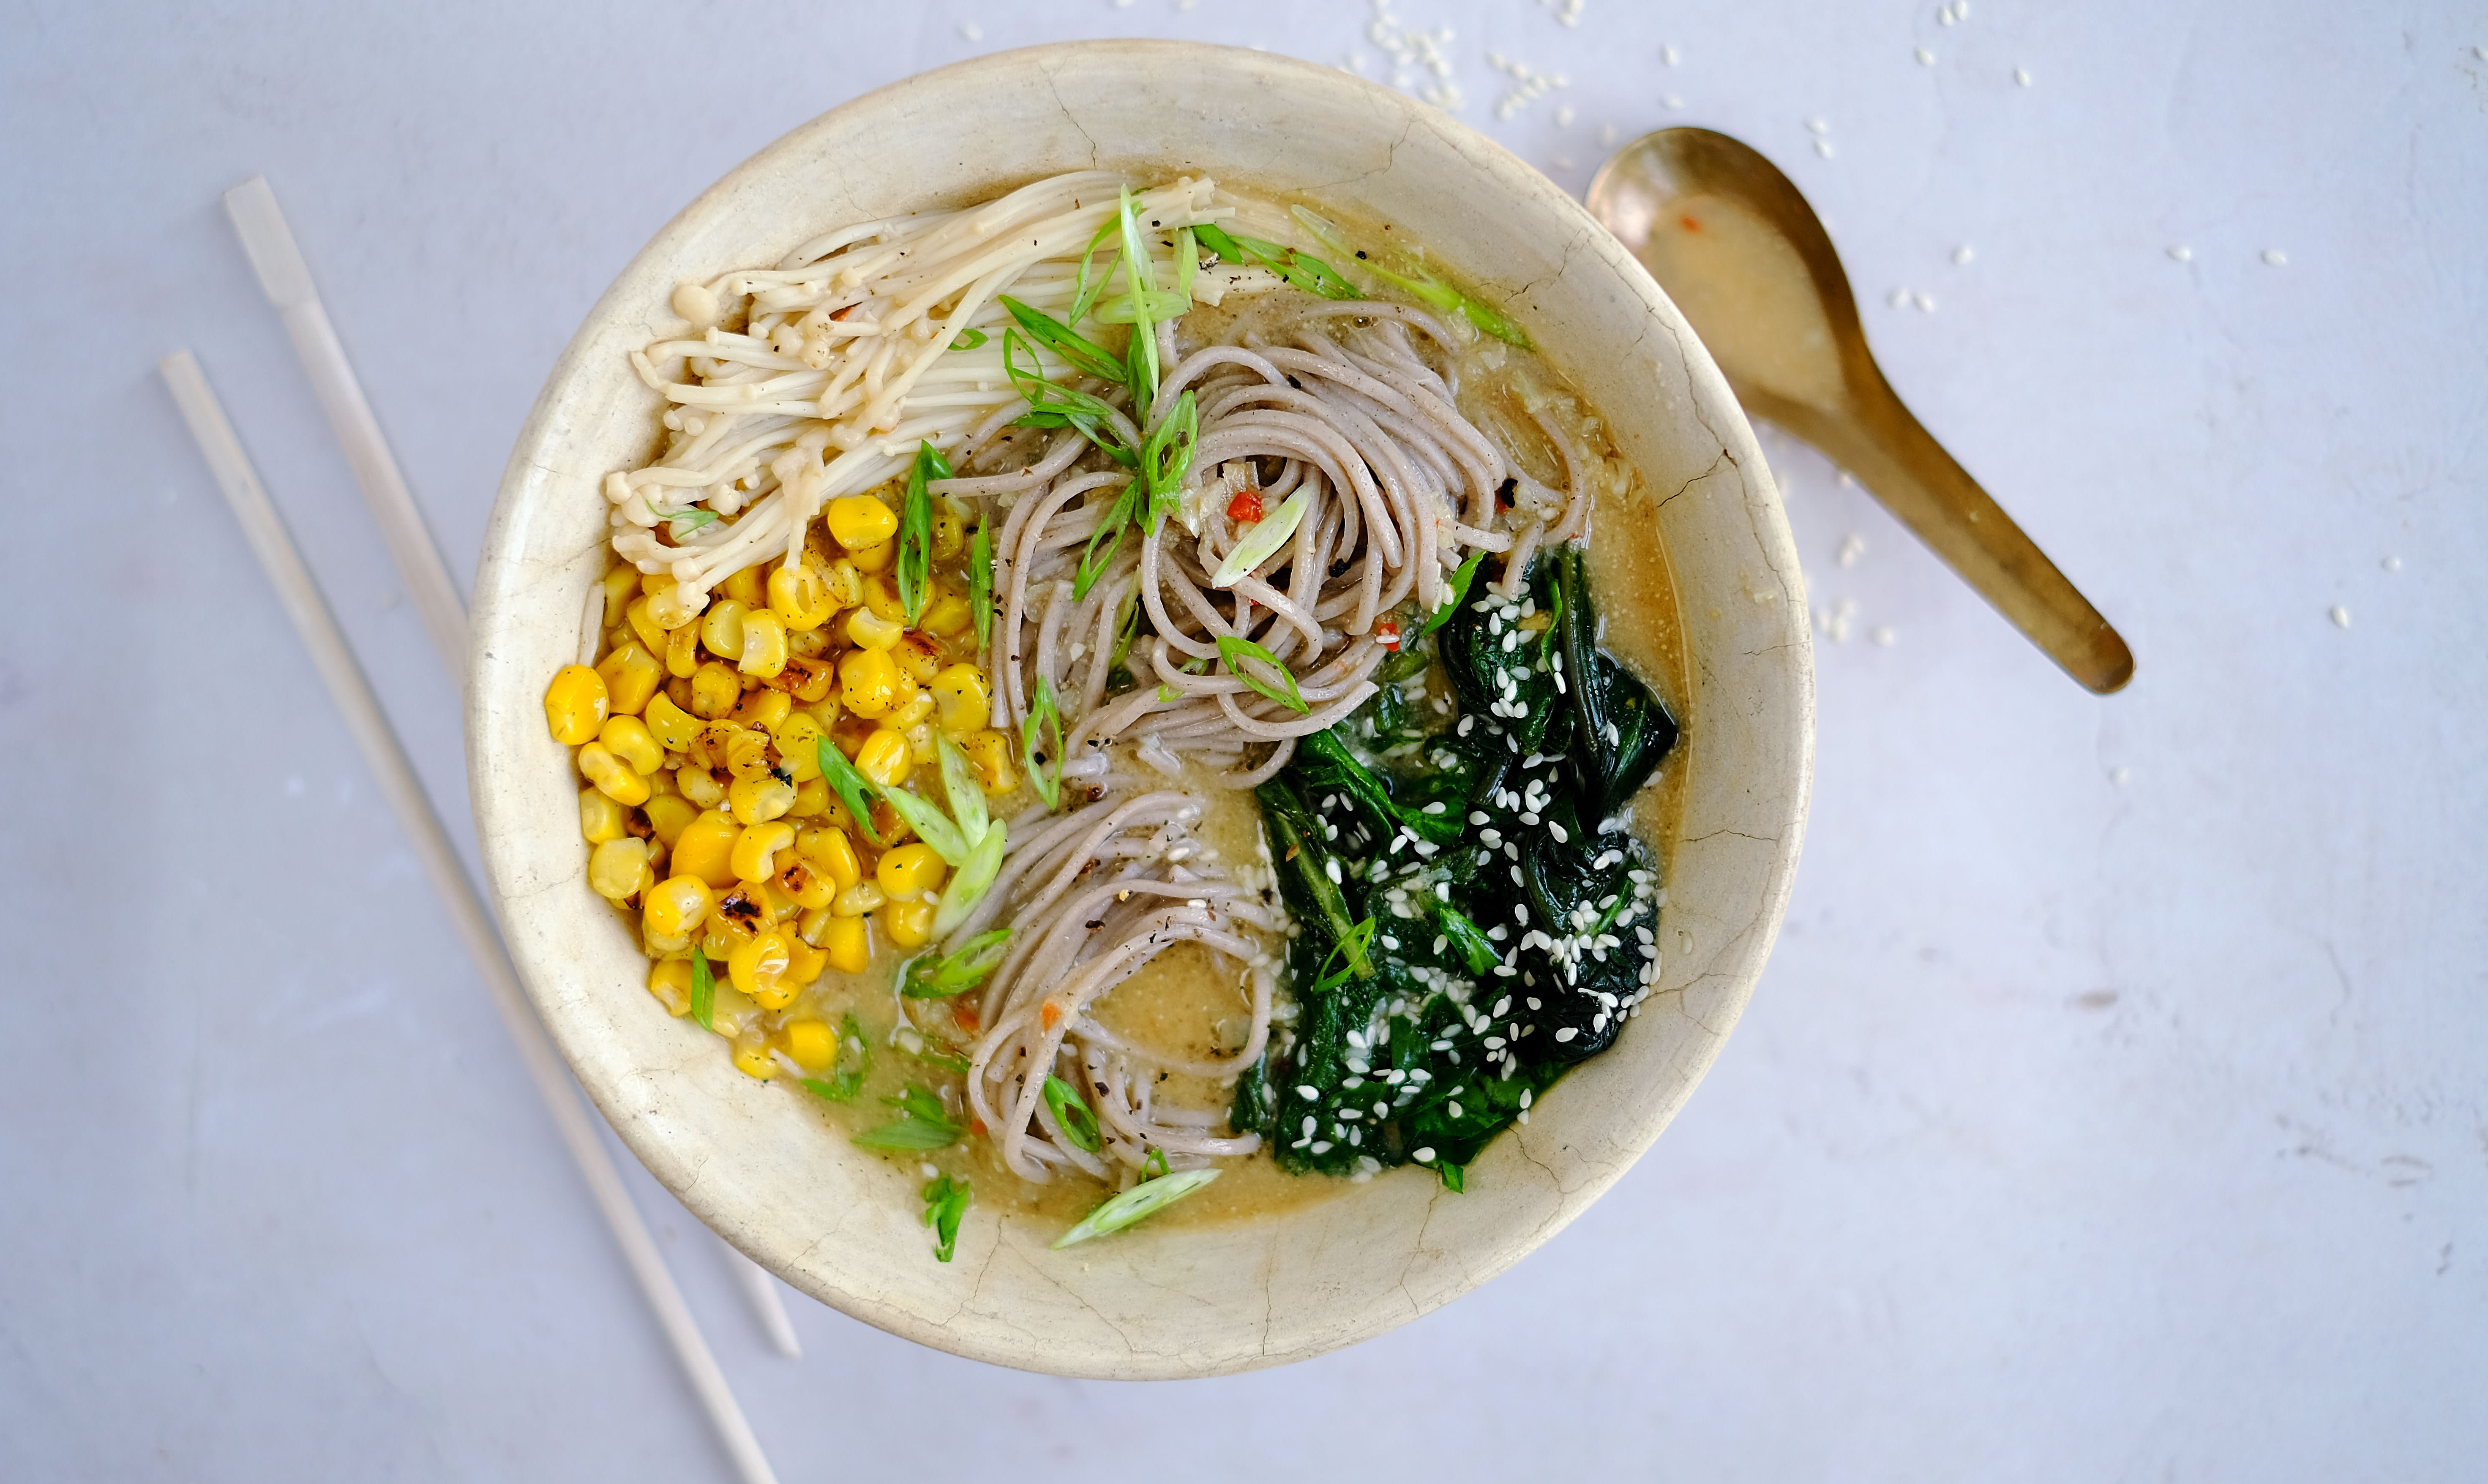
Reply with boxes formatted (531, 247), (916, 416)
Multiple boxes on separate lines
(1587, 127), (2134, 694)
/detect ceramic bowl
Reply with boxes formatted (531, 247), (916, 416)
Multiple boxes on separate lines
(467, 39), (1812, 1379)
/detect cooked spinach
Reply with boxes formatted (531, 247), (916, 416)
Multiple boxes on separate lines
(1236, 550), (1679, 1189)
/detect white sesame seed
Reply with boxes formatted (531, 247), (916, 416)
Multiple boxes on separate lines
(1414, 1146), (1437, 1162)
(2329, 605), (2351, 629)
(2169, 245), (2194, 262)
(2014, 66), (2032, 86)
(1555, 1026), (1577, 1042)
(2262, 248), (2289, 266)
(1325, 858), (1343, 884)
(1915, 46), (1936, 65)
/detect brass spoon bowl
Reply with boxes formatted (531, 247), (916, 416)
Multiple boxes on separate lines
(1588, 127), (2134, 693)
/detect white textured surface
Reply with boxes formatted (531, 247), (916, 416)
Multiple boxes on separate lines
(4, 0), (2481, 1477)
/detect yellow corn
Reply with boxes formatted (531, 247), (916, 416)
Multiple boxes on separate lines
(854, 726), (911, 788)
(773, 715), (825, 781)
(728, 928), (796, 1009)
(839, 646), (904, 716)
(602, 563), (643, 626)
(729, 819), (797, 883)
(647, 957), (696, 1016)
(920, 592), (972, 638)
(643, 875), (713, 939)
(788, 775), (830, 818)
(731, 1039), (778, 1080)
(834, 881), (887, 917)
(845, 606), (904, 651)
(961, 728), (1017, 795)
(676, 766), (726, 808)
(907, 723), (938, 767)
(777, 859), (836, 911)
(643, 794), (699, 849)
(931, 508), (965, 562)
(699, 598), (748, 663)
(821, 914), (871, 973)
(875, 842), (947, 898)
(721, 564), (765, 609)
(825, 495), (899, 550)
(888, 690), (936, 732)
(772, 653), (837, 703)
(738, 609), (788, 679)
(798, 827), (864, 892)
(821, 559), (865, 610)
(862, 575), (906, 624)
(782, 1018), (837, 1071)
(769, 562), (836, 630)
(544, 665), (608, 745)
(596, 643), (664, 717)
(664, 623), (702, 679)
(641, 692), (700, 753)
(782, 936), (826, 988)
(598, 715), (663, 775)
(722, 728), (776, 783)
(645, 580), (704, 631)
(579, 787), (630, 844)
(930, 664), (991, 734)
(795, 905), (832, 947)
(880, 897), (937, 949)
(701, 907), (758, 966)
(893, 633), (942, 684)
(730, 688), (792, 732)
(671, 810), (742, 888)
(849, 538), (895, 574)
(688, 660), (742, 719)
(624, 593), (668, 656)
(578, 742), (650, 806)
(588, 837), (654, 901)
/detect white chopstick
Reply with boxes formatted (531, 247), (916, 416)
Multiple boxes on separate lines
(160, 350), (781, 1484)
(221, 173), (805, 1363)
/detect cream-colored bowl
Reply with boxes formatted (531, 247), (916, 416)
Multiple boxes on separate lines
(467, 40), (1812, 1379)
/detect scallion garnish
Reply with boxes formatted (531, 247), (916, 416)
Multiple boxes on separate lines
(896, 439), (949, 626)
(1073, 478), (1144, 599)
(1209, 483), (1311, 587)
(1216, 634), (1311, 714)
(852, 1085), (963, 1151)
(689, 947), (716, 1030)
(1138, 389), (1199, 530)
(1290, 205), (1533, 348)
(1023, 677), (1065, 808)
(1052, 1167), (1222, 1249)
(968, 513), (994, 653)
(920, 1174), (971, 1262)
(1141, 1147), (1169, 1181)
(814, 736), (884, 844)
(1315, 916), (1379, 990)
(1422, 550), (1487, 633)
(1042, 1076), (1102, 1152)
(1115, 186), (1161, 415)
(1002, 328), (1138, 467)
(998, 295), (1124, 383)
(932, 821), (1007, 939)
(900, 928), (1012, 999)
(667, 507), (723, 537)
(1193, 221), (1358, 301)
(945, 327), (989, 351)
(936, 733), (988, 846)
(798, 1012), (870, 1102)
(1068, 218), (1121, 325)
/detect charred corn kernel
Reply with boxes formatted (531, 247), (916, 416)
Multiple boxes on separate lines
(646, 958), (695, 1016)
(782, 1018), (837, 1071)
(788, 775), (830, 818)
(701, 909), (758, 965)
(732, 1039), (778, 1080)
(833, 882), (886, 917)
(798, 827), (863, 892)
(688, 720), (737, 772)
(664, 623), (702, 678)
(769, 652), (836, 703)
(773, 714), (825, 780)
(880, 897), (937, 949)
(624, 594), (668, 655)
(578, 742), (651, 805)
(854, 726), (911, 788)
(700, 599), (748, 663)
(849, 537), (895, 574)
(738, 609), (788, 679)
(731, 688), (791, 732)
(689, 660), (742, 718)
(839, 646), (904, 716)
(825, 495), (898, 550)
(930, 664), (992, 734)
(821, 914), (871, 973)
(931, 508), (965, 562)
(642, 692), (700, 752)
(961, 728), (1016, 795)
(589, 837), (654, 901)
(920, 593), (972, 637)
(721, 564), (764, 609)
(768, 562), (836, 630)
(782, 936), (826, 988)
(875, 842), (947, 898)
(643, 794), (699, 849)
(777, 860), (836, 911)
(677, 766), (726, 808)
(888, 690), (936, 732)
(722, 729), (776, 783)
(602, 563), (643, 627)
(907, 723), (938, 767)
(643, 875), (713, 939)
(579, 787), (630, 844)
(672, 810), (742, 889)
(545, 665), (608, 744)
(862, 575), (906, 624)
(596, 643), (664, 716)
(729, 774), (797, 830)
(729, 929), (796, 1008)
(845, 606), (904, 651)
(598, 715), (663, 775)
(893, 633), (942, 684)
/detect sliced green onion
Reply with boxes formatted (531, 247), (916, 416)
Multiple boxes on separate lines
(1068, 218), (1121, 325)
(921, 1174), (970, 1262)
(896, 439), (948, 626)
(1314, 916), (1378, 992)
(689, 947), (715, 1031)
(666, 507), (723, 537)
(1052, 1168), (1222, 1248)
(1422, 550), (1487, 633)
(901, 927), (1012, 998)
(1139, 389), (1199, 531)
(876, 786), (970, 865)
(1073, 479), (1144, 601)
(1217, 634), (1311, 714)
(936, 734), (988, 846)
(815, 737), (884, 844)
(1209, 484), (1311, 587)
(1042, 1076), (1102, 1152)
(1003, 329), (1138, 466)
(1108, 588), (1141, 673)
(932, 821), (1008, 939)
(853, 1085), (962, 1151)
(1173, 225), (1197, 308)
(1290, 205), (1531, 347)
(969, 514), (994, 653)
(915, 1043), (973, 1075)
(1196, 222), (1358, 300)
(1116, 186), (1161, 412)
(1091, 288), (1192, 324)
(998, 295), (1124, 384)
(946, 327), (989, 352)
(1022, 677), (1064, 808)
(798, 1012), (870, 1102)
(1142, 1146), (1170, 1181)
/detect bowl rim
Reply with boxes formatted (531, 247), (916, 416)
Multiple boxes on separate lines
(468, 37), (1813, 1377)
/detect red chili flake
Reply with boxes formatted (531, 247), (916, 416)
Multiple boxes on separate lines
(1227, 489), (1264, 524)
(1375, 618), (1402, 652)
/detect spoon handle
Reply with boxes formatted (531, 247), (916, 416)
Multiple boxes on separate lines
(1771, 378), (2134, 693)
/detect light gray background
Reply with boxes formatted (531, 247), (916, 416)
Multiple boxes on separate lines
(5, 1), (2483, 1479)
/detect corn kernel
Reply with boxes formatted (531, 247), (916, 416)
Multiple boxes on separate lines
(664, 623), (702, 679)
(849, 538), (895, 574)
(580, 787), (630, 844)
(930, 664), (992, 734)
(643, 875), (713, 939)
(739, 608), (788, 679)
(961, 728), (1016, 795)
(907, 723), (938, 767)
(602, 563), (643, 626)
(689, 660), (742, 719)
(700, 598), (748, 663)
(721, 565), (765, 609)
(825, 495), (899, 551)
(822, 914), (871, 973)
(920, 593), (972, 637)
(798, 827), (864, 892)
(545, 665), (608, 745)
(773, 715), (825, 781)
(795, 905), (833, 947)
(589, 837), (654, 901)
(787, 625), (832, 659)
(730, 929), (796, 1009)
(732, 1040), (778, 1080)
(834, 882), (887, 917)
(728, 818), (796, 883)
(596, 643), (664, 717)
(706, 980), (758, 1036)
(624, 594), (668, 655)
(888, 690), (937, 732)
(642, 692), (700, 753)
(645, 581), (704, 630)
(862, 575), (906, 624)
(782, 936), (826, 988)
(893, 633), (942, 684)
(677, 766), (727, 808)
(772, 653), (836, 701)
(821, 559), (865, 610)
(672, 810), (742, 889)
(854, 726), (912, 788)
(777, 859), (836, 911)
(875, 842), (948, 898)
(731, 784), (792, 850)
(845, 607), (904, 651)
(730, 689), (792, 732)
(598, 715), (663, 775)
(880, 897), (937, 949)
(769, 562), (837, 630)
(839, 646), (904, 716)
(782, 1018), (837, 1071)
(723, 728), (776, 783)
(578, 742), (650, 806)
(788, 775), (830, 818)
(701, 908), (758, 966)
(647, 957), (696, 1016)
(643, 794), (699, 849)
(931, 508), (965, 562)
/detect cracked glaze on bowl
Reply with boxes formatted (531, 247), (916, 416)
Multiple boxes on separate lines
(466, 40), (1813, 1379)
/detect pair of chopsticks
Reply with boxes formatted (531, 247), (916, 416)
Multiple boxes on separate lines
(164, 177), (792, 1483)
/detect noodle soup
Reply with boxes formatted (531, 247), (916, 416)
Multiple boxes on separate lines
(540, 173), (1687, 1256)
